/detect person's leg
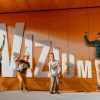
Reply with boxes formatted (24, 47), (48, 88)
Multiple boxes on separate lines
(17, 72), (24, 91)
(50, 76), (56, 94)
(55, 76), (60, 93)
(95, 59), (100, 90)
(23, 74), (29, 91)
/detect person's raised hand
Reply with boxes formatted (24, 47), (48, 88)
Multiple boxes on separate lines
(84, 32), (88, 35)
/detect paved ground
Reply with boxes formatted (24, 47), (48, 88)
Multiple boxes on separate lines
(0, 91), (100, 100)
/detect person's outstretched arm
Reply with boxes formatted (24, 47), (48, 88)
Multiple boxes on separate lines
(84, 33), (95, 46)
(15, 56), (20, 62)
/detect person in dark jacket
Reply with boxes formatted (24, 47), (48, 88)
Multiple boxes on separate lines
(15, 53), (32, 92)
(84, 32), (100, 91)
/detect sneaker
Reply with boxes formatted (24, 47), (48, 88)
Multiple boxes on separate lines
(25, 88), (29, 92)
(96, 85), (100, 92)
(50, 91), (54, 94)
(19, 87), (23, 92)
(55, 91), (60, 94)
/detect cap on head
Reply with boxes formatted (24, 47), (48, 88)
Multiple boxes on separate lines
(24, 52), (30, 57)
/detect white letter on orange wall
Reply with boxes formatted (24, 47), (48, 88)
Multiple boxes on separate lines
(2, 22), (25, 77)
(25, 34), (33, 77)
(53, 47), (60, 61)
(62, 53), (75, 78)
(34, 41), (50, 77)
(77, 60), (92, 78)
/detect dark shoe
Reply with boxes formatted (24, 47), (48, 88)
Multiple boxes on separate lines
(96, 85), (100, 92)
(25, 88), (29, 92)
(50, 91), (54, 94)
(55, 91), (60, 94)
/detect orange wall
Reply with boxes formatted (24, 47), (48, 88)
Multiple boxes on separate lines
(0, 8), (99, 92)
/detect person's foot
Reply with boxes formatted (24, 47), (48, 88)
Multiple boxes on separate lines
(50, 91), (54, 94)
(25, 88), (29, 92)
(55, 91), (60, 94)
(96, 85), (100, 92)
(20, 90), (23, 92)
(19, 87), (23, 92)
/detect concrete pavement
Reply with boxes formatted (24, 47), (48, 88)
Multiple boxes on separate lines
(0, 91), (100, 100)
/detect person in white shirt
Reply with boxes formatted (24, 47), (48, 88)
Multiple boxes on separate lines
(48, 53), (61, 94)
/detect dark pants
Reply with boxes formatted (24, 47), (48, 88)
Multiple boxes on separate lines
(50, 75), (60, 92)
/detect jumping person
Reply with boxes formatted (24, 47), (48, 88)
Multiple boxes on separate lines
(84, 32), (100, 91)
(48, 53), (61, 94)
(0, 34), (5, 76)
(15, 53), (32, 92)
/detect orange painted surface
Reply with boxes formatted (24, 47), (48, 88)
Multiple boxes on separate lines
(0, 8), (99, 91)
(0, 0), (99, 13)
